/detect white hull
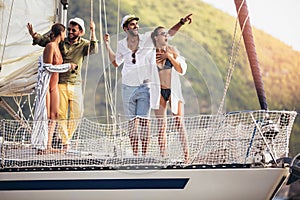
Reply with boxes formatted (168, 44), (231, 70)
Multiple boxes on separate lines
(0, 167), (289, 200)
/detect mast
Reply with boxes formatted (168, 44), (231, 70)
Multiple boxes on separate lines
(58, 0), (69, 26)
(234, 0), (268, 110)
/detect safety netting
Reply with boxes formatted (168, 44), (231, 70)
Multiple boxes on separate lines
(0, 110), (297, 169)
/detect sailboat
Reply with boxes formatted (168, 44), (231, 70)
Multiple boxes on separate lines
(0, 0), (299, 200)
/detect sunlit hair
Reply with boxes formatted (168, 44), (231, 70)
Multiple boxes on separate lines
(50, 23), (65, 39)
(151, 26), (165, 47)
(151, 26), (178, 59)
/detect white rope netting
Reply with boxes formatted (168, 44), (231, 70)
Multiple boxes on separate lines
(0, 110), (296, 169)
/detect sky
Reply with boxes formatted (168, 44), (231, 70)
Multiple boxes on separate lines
(201, 0), (300, 51)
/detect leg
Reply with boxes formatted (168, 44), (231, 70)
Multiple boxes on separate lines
(173, 101), (189, 163)
(129, 118), (139, 156)
(136, 85), (150, 157)
(68, 84), (83, 143)
(47, 87), (58, 149)
(122, 84), (139, 156)
(58, 84), (69, 148)
(139, 118), (150, 157)
(154, 96), (168, 158)
(47, 86), (61, 153)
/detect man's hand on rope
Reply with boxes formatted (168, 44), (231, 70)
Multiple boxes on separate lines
(90, 20), (97, 40)
(103, 33), (117, 67)
(104, 33), (111, 45)
(90, 20), (95, 32)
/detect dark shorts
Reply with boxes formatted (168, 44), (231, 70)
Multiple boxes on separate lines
(161, 88), (171, 101)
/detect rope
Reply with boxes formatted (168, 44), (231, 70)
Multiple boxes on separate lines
(114, 0), (121, 117)
(100, 0), (110, 121)
(99, 0), (118, 122)
(81, 0), (93, 107)
(0, 97), (20, 120)
(0, 0), (15, 71)
(217, 0), (247, 115)
(103, 0), (113, 101)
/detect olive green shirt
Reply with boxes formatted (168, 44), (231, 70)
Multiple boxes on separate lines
(33, 34), (98, 84)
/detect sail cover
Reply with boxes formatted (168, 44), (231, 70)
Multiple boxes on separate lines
(0, 0), (57, 96)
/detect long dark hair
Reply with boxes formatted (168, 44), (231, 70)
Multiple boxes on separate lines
(50, 23), (65, 39)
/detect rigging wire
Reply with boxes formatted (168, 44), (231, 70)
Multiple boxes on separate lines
(103, 0), (113, 103)
(0, 0), (15, 71)
(100, 0), (110, 121)
(114, 0), (121, 117)
(217, 0), (247, 115)
(81, 0), (93, 105)
(99, 0), (117, 122)
(14, 96), (26, 120)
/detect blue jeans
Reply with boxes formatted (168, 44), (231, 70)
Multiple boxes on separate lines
(122, 84), (150, 119)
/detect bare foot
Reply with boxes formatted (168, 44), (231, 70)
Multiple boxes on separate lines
(62, 144), (69, 152)
(47, 148), (64, 154)
(37, 149), (46, 155)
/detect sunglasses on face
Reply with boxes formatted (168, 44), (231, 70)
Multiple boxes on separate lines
(67, 28), (78, 33)
(157, 31), (167, 36)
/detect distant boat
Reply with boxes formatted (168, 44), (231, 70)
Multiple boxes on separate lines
(0, 0), (299, 200)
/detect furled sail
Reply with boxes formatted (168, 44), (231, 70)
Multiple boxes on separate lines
(0, 0), (57, 96)
(234, 0), (268, 110)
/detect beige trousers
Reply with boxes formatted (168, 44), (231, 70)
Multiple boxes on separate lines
(58, 83), (83, 145)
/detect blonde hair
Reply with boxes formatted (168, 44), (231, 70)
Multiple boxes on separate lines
(151, 26), (178, 59)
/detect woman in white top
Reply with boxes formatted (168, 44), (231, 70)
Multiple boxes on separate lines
(151, 26), (189, 163)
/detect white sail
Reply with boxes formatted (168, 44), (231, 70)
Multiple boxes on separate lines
(0, 0), (57, 96)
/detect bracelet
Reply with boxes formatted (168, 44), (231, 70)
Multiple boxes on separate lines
(179, 18), (185, 25)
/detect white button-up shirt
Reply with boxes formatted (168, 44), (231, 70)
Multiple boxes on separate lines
(115, 32), (154, 86)
(146, 47), (187, 114)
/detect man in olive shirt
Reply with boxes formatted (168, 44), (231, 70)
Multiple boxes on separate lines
(27, 17), (98, 150)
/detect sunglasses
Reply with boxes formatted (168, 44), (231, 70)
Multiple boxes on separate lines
(67, 28), (78, 33)
(132, 51), (136, 64)
(157, 31), (167, 36)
